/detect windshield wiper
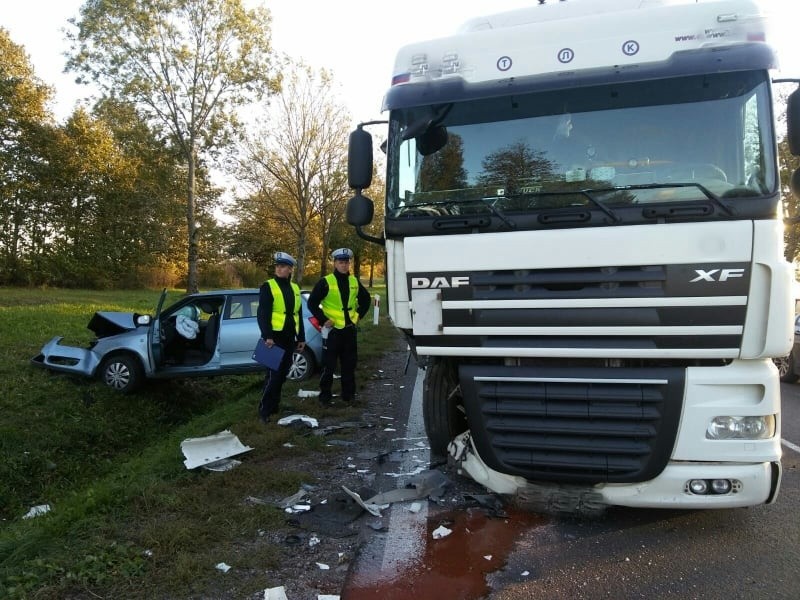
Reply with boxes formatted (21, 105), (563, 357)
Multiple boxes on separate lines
(507, 188), (621, 223)
(613, 183), (736, 216)
(480, 197), (516, 229)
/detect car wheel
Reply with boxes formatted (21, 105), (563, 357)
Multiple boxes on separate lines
(288, 348), (315, 382)
(774, 353), (798, 383)
(100, 354), (143, 393)
(423, 359), (468, 458)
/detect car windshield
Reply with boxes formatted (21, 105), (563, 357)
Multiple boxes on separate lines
(387, 71), (775, 218)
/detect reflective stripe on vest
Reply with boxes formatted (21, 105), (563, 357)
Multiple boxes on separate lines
(268, 278), (301, 333)
(320, 273), (359, 328)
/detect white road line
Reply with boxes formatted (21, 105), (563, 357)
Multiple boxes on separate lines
(379, 368), (429, 575)
(781, 438), (800, 454)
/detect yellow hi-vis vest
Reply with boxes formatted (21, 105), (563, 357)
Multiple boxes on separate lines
(267, 278), (301, 333)
(321, 273), (359, 328)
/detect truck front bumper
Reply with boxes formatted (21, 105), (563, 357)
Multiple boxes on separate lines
(450, 432), (781, 510)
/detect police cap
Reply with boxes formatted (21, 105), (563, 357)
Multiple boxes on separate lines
(331, 248), (353, 261)
(273, 251), (297, 267)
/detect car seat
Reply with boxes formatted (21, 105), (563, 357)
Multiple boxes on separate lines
(204, 312), (220, 355)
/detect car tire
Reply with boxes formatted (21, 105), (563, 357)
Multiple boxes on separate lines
(100, 353), (144, 393)
(774, 352), (798, 383)
(423, 359), (468, 458)
(288, 347), (315, 382)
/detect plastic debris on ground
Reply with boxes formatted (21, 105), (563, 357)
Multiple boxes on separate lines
(215, 562), (231, 573)
(432, 525), (452, 539)
(264, 586), (289, 600)
(316, 562), (330, 570)
(341, 486), (387, 517)
(22, 504), (51, 519)
(278, 488), (309, 509)
(202, 458), (241, 472)
(180, 430), (253, 470)
(277, 414), (319, 428)
(297, 389), (321, 398)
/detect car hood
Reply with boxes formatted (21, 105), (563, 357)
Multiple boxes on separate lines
(88, 312), (146, 338)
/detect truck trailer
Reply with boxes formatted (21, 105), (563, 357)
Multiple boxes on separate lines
(347, 0), (800, 509)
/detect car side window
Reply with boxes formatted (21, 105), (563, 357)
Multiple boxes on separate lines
(226, 295), (259, 320)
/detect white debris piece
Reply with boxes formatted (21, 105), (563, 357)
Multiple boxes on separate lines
(181, 430), (253, 470)
(484, 555), (493, 561)
(408, 502), (422, 513)
(318, 595), (340, 600)
(521, 570), (530, 576)
(309, 535), (320, 547)
(432, 525), (452, 539)
(264, 586), (289, 600)
(203, 458), (241, 472)
(342, 486), (388, 517)
(277, 414), (319, 428)
(316, 562), (330, 570)
(22, 504), (51, 519)
(297, 389), (321, 398)
(284, 504), (312, 514)
(215, 562), (231, 573)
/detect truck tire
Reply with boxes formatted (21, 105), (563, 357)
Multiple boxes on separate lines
(100, 353), (144, 393)
(423, 360), (468, 457)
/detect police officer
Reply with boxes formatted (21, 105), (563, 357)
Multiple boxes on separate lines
(307, 248), (370, 405)
(256, 251), (305, 423)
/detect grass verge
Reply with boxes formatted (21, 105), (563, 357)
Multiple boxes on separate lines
(0, 285), (398, 598)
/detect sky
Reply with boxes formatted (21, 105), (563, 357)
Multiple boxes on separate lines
(2, 0), (798, 126)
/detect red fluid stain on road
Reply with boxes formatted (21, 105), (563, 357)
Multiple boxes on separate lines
(342, 506), (545, 599)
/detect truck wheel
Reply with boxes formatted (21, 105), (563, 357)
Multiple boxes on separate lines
(100, 354), (143, 393)
(423, 360), (468, 457)
(774, 353), (798, 383)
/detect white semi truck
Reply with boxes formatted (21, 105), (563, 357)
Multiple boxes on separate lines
(347, 0), (800, 509)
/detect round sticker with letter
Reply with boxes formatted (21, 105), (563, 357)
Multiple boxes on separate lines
(497, 56), (512, 72)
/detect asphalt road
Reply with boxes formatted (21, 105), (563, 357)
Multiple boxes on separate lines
(345, 369), (800, 600)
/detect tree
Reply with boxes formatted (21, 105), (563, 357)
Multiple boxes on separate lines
(0, 28), (53, 284)
(68, 0), (279, 292)
(419, 133), (467, 191)
(235, 65), (352, 282)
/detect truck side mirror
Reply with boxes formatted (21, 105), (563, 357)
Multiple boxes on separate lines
(348, 128), (373, 190)
(346, 192), (374, 227)
(787, 87), (800, 156)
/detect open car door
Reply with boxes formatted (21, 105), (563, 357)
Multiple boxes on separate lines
(148, 288), (170, 369)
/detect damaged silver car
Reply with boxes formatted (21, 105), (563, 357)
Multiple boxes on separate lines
(31, 289), (323, 393)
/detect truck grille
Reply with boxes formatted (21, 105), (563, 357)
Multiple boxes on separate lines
(459, 364), (685, 484)
(416, 262), (749, 358)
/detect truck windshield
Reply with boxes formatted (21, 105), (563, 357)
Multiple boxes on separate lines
(386, 71), (775, 220)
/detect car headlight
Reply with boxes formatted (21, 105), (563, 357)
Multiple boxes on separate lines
(706, 415), (776, 440)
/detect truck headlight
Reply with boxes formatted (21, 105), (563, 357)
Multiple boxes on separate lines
(706, 415), (776, 440)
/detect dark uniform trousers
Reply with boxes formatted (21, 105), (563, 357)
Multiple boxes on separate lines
(258, 332), (295, 420)
(319, 325), (357, 403)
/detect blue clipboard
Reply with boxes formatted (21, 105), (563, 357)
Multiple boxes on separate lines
(252, 340), (285, 370)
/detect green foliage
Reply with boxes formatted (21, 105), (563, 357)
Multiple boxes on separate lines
(0, 286), (399, 596)
(67, 0), (281, 292)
